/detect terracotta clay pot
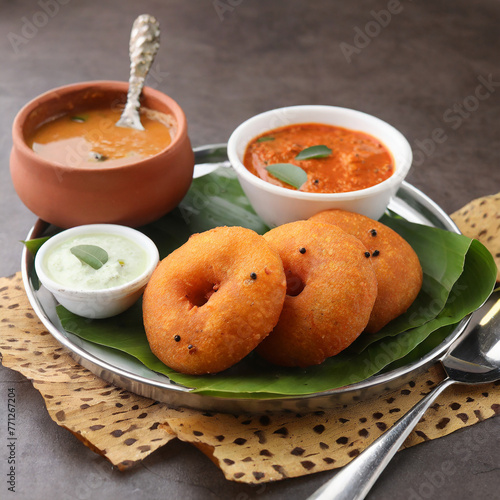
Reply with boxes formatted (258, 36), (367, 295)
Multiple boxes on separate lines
(10, 81), (195, 228)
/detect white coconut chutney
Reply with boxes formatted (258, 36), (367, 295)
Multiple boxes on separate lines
(44, 233), (148, 290)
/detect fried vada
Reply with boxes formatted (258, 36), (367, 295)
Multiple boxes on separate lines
(257, 221), (378, 367)
(310, 209), (423, 333)
(142, 226), (286, 374)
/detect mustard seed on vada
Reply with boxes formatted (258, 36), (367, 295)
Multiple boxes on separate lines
(309, 209), (423, 333)
(142, 226), (286, 375)
(257, 220), (378, 367)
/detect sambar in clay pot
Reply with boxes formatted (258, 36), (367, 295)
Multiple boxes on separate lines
(10, 80), (195, 228)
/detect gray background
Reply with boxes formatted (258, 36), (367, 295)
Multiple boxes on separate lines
(1, 0), (499, 499)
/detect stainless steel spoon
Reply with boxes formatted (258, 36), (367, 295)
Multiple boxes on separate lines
(116, 14), (160, 131)
(307, 293), (500, 500)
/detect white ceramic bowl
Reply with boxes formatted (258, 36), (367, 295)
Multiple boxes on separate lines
(35, 224), (159, 319)
(227, 105), (413, 227)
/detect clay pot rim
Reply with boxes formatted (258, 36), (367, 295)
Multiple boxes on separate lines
(12, 80), (189, 172)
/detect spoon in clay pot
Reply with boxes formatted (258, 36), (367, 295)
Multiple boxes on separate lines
(307, 292), (500, 500)
(116, 14), (160, 131)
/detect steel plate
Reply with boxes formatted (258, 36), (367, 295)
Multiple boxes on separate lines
(21, 144), (469, 413)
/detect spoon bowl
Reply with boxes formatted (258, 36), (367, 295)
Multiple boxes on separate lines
(443, 298), (500, 382)
(308, 291), (500, 500)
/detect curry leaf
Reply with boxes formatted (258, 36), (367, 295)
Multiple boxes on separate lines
(295, 145), (332, 160)
(266, 163), (307, 189)
(256, 136), (275, 142)
(22, 236), (50, 255)
(70, 245), (108, 270)
(70, 114), (88, 123)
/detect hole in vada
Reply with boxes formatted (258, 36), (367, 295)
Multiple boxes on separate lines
(286, 271), (305, 297)
(185, 281), (219, 307)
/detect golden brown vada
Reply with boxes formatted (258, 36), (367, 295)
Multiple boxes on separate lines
(257, 221), (378, 367)
(142, 226), (286, 375)
(309, 209), (423, 333)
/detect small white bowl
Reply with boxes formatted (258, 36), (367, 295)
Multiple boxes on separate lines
(227, 105), (413, 227)
(35, 224), (159, 319)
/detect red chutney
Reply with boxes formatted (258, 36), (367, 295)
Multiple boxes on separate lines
(243, 123), (394, 193)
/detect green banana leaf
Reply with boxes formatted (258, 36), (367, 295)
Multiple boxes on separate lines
(55, 168), (497, 397)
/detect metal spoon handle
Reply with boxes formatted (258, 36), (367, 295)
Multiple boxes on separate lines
(117, 14), (160, 130)
(307, 377), (456, 500)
